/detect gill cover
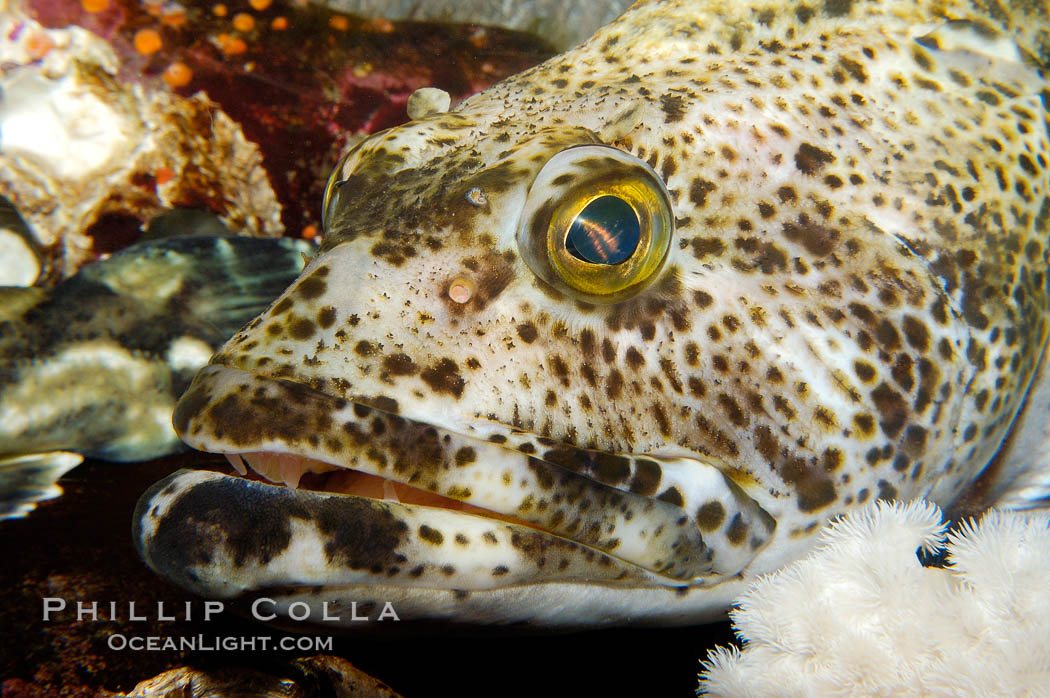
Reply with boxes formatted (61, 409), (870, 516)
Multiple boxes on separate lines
(517, 145), (673, 304)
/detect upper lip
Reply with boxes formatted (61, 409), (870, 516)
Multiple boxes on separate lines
(173, 362), (714, 581)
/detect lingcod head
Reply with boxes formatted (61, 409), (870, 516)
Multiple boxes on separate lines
(136, 0), (1050, 629)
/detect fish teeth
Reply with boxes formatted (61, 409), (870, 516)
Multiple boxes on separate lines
(234, 451), (336, 487)
(280, 458), (304, 489)
(225, 453), (247, 476)
(241, 452), (280, 484)
(382, 479), (402, 503)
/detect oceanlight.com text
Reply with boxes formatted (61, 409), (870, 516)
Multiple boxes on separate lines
(107, 634), (335, 652)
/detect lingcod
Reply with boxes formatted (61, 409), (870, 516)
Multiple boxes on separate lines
(136, 0), (1050, 628)
(0, 234), (311, 519)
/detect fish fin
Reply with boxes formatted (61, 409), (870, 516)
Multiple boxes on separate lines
(0, 451), (83, 520)
(989, 344), (1050, 511)
(139, 208), (232, 242)
(80, 235), (314, 343)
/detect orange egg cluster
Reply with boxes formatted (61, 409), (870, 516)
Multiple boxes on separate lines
(120, 0), (364, 97)
(133, 28), (162, 55)
(214, 32), (247, 54)
(81, 0), (109, 14)
(162, 61), (193, 87)
(232, 12), (254, 31)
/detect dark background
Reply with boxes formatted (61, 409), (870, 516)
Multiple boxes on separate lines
(0, 455), (736, 696)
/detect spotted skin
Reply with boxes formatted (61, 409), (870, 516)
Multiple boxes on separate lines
(137, 0), (1050, 628)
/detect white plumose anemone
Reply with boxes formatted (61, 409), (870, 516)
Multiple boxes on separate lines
(699, 499), (1050, 697)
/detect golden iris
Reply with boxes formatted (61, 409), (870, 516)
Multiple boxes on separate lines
(525, 146), (673, 304)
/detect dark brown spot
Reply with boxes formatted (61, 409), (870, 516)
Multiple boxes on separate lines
(657, 486), (684, 507)
(629, 459), (662, 496)
(853, 413), (876, 436)
(418, 525), (443, 545)
(420, 358), (465, 398)
(782, 214), (839, 256)
(854, 360), (876, 383)
(718, 393), (747, 427)
(660, 94), (689, 122)
(289, 317), (316, 340)
(754, 425), (779, 462)
(272, 297), (293, 315)
(625, 347), (645, 371)
(295, 270), (328, 300)
(902, 425), (927, 457)
(317, 306), (337, 328)
(822, 447), (843, 472)
(381, 353), (419, 376)
(517, 322), (538, 343)
(871, 382), (908, 438)
(726, 513), (748, 546)
(579, 328), (596, 356)
(355, 340), (377, 357)
(454, 447), (477, 466)
(593, 454), (631, 484)
(794, 142), (835, 175)
(550, 355), (570, 386)
(689, 178), (717, 208)
(697, 501), (726, 532)
(838, 56), (867, 83)
(779, 457), (837, 512)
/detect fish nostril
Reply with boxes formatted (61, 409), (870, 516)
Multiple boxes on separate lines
(465, 187), (488, 207)
(447, 277), (475, 304)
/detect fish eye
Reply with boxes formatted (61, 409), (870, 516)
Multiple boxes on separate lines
(517, 145), (673, 304)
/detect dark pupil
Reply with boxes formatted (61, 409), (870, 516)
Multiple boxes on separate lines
(565, 195), (640, 265)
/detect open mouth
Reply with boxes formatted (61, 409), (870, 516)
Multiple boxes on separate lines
(135, 361), (776, 612)
(225, 450), (550, 531)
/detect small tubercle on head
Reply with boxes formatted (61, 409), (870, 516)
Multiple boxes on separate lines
(407, 87), (452, 120)
(447, 277), (475, 304)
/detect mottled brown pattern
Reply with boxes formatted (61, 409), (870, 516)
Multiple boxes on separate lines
(151, 0), (1050, 626)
